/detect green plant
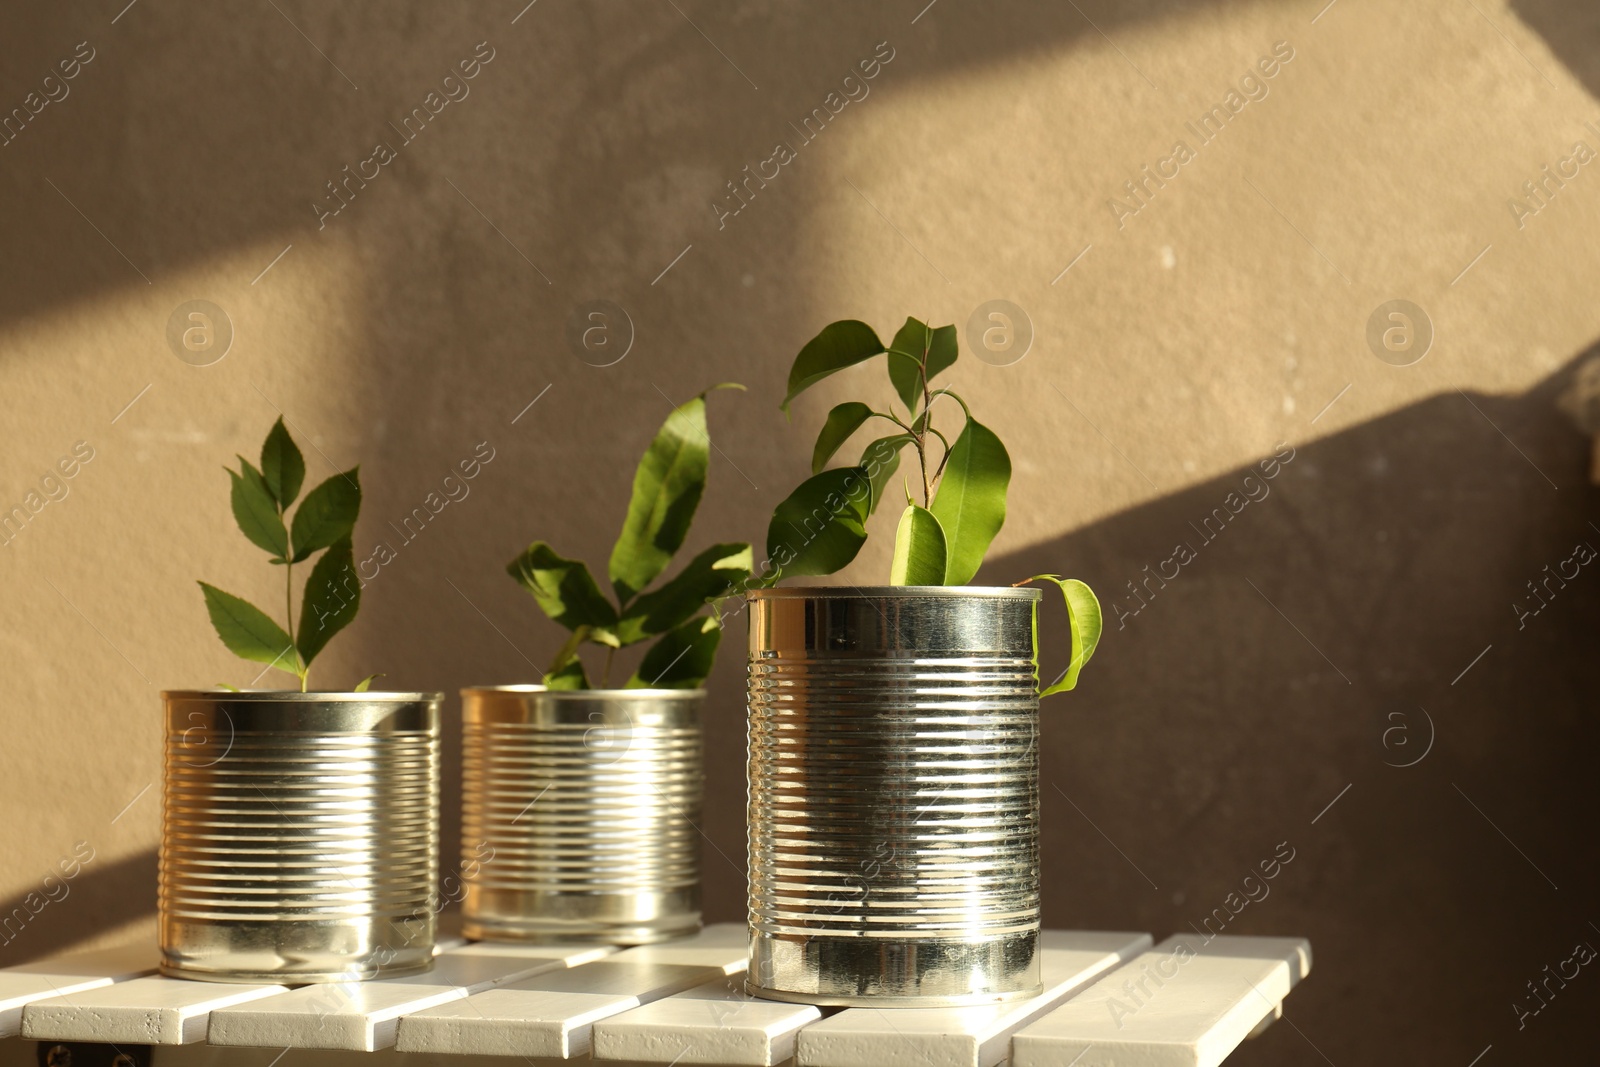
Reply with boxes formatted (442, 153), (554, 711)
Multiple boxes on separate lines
(508, 386), (752, 689)
(199, 418), (374, 692)
(762, 317), (1103, 693)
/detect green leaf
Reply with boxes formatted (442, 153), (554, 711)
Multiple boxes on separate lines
(627, 615), (721, 689)
(929, 417), (1011, 584)
(508, 542), (620, 633)
(297, 537), (360, 666)
(354, 673), (383, 692)
(889, 504), (947, 586)
(545, 624), (592, 681)
(781, 320), (885, 415)
(812, 402), (877, 474)
(1027, 576), (1104, 695)
(885, 320), (958, 413)
(260, 417), (305, 509)
(607, 393), (720, 604)
(198, 582), (298, 676)
(860, 435), (910, 516)
(765, 466), (872, 580)
(229, 461), (289, 559)
(616, 542), (752, 645)
(925, 324), (958, 384)
(886, 317), (929, 413)
(546, 656), (591, 689)
(289, 469), (361, 562)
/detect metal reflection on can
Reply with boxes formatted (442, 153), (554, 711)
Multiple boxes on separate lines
(159, 690), (442, 983)
(745, 586), (1044, 1007)
(460, 686), (703, 945)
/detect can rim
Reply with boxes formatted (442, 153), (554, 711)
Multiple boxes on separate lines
(745, 585), (1042, 601)
(161, 689), (443, 701)
(461, 684), (707, 698)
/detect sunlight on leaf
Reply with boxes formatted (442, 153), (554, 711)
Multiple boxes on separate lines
(781, 320), (885, 415)
(930, 417), (1010, 584)
(889, 504), (946, 586)
(1025, 574), (1103, 695)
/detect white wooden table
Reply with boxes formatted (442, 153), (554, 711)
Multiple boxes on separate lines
(0, 924), (1310, 1067)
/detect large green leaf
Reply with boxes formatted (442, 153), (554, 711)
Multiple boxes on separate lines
(297, 537), (360, 665)
(889, 504), (947, 586)
(1027, 575), (1103, 695)
(260, 417), (305, 509)
(781, 320), (885, 415)
(765, 466), (871, 580)
(229, 461), (289, 559)
(289, 469), (361, 562)
(929, 417), (1010, 584)
(616, 542), (752, 645)
(860, 435), (910, 516)
(812, 402), (877, 473)
(627, 615), (721, 689)
(886, 319), (959, 413)
(508, 542), (620, 636)
(607, 390), (734, 605)
(198, 582), (298, 675)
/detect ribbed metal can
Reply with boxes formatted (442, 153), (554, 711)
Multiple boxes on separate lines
(159, 690), (442, 983)
(460, 686), (703, 944)
(746, 586), (1044, 1007)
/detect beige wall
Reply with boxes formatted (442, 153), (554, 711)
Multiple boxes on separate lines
(5, 0), (1600, 1060)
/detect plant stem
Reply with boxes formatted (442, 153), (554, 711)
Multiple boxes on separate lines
(915, 433), (929, 507)
(917, 328), (933, 507)
(285, 556), (307, 692)
(603, 646), (615, 688)
(548, 626), (589, 680)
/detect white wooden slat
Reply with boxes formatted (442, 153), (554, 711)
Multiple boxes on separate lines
(797, 931), (1153, 1067)
(591, 973), (821, 1066)
(22, 976), (287, 1045)
(0, 946), (155, 1039)
(395, 924), (749, 1058)
(1010, 935), (1312, 1067)
(609, 923), (749, 974)
(206, 943), (610, 1052)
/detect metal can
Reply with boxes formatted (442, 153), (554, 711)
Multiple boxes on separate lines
(460, 686), (703, 944)
(745, 586), (1044, 1007)
(159, 690), (442, 983)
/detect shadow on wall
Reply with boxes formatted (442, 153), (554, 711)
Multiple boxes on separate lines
(0, 848), (153, 964)
(1508, 0), (1600, 98)
(985, 350), (1600, 1064)
(0, 0), (1311, 333)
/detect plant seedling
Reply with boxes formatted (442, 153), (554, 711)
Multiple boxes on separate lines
(764, 317), (1103, 693)
(199, 417), (374, 692)
(507, 385), (752, 689)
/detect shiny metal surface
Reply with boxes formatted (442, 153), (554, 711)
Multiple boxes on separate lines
(460, 686), (703, 945)
(746, 586), (1044, 1007)
(159, 691), (442, 983)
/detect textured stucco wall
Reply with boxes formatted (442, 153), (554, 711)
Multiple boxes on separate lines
(3, 0), (1600, 1061)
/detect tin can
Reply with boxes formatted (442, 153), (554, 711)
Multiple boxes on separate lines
(159, 690), (442, 983)
(745, 586), (1044, 1007)
(460, 686), (703, 944)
